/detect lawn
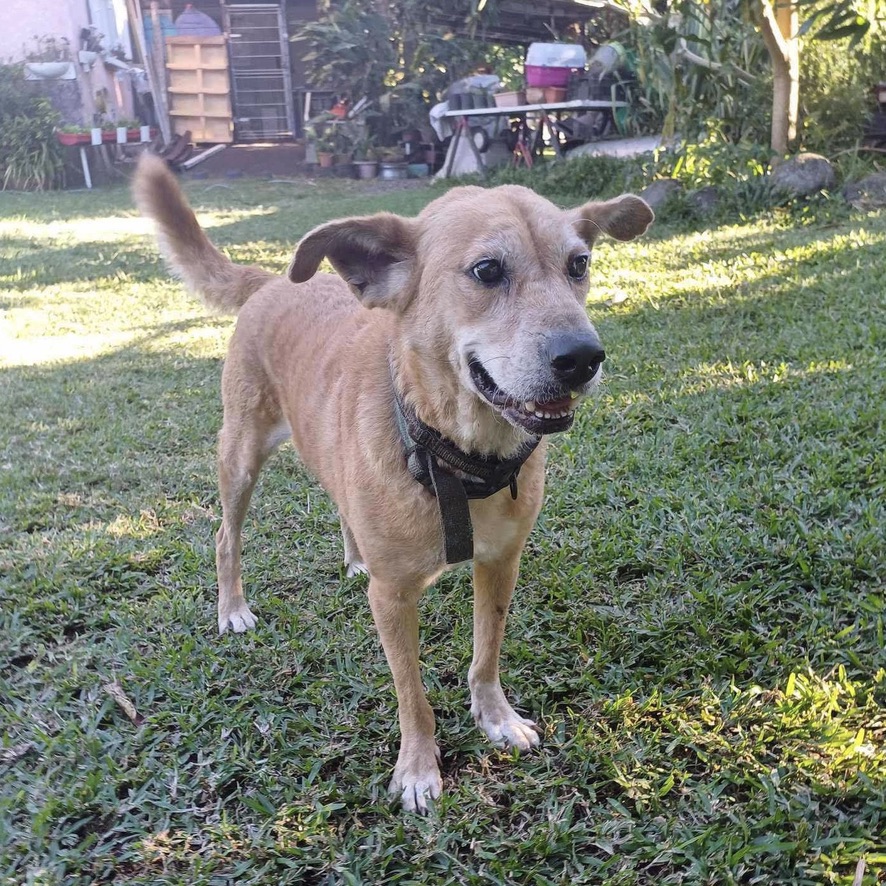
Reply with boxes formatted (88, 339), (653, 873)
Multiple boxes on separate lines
(1, 173), (884, 885)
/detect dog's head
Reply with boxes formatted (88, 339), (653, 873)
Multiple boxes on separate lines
(288, 185), (652, 444)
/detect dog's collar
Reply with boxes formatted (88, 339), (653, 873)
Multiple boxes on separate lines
(392, 390), (539, 565)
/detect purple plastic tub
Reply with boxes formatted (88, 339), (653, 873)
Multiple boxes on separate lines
(525, 65), (573, 88)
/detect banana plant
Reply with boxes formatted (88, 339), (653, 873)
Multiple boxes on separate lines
(606, 0), (881, 153)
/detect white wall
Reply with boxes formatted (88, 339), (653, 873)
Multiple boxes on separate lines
(1, 0), (134, 125)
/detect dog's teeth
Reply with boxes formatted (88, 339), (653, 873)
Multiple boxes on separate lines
(524, 400), (535, 411)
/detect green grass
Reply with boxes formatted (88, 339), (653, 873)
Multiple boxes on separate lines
(1, 173), (884, 885)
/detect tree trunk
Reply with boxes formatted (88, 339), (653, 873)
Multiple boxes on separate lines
(768, 46), (793, 154)
(757, 0), (799, 155)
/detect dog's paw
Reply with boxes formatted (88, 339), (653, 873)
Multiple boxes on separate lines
(218, 600), (258, 635)
(388, 745), (442, 814)
(471, 683), (540, 751)
(480, 712), (540, 751)
(345, 559), (369, 578)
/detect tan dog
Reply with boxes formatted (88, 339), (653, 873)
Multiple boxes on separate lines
(134, 154), (652, 812)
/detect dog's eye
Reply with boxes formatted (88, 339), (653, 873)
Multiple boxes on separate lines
(568, 254), (589, 280)
(471, 259), (504, 285)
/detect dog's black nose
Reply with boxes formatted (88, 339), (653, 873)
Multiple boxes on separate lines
(546, 331), (605, 385)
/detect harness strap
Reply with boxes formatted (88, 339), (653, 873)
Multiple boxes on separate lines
(403, 410), (538, 490)
(423, 450), (474, 564)
(392, 391), (539, 565)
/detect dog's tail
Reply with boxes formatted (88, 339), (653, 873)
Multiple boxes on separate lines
(133, 153), (274, 313)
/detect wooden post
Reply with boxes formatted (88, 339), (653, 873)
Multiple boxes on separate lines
(150, 3), (172, 140)
(125, 0), (172, 144)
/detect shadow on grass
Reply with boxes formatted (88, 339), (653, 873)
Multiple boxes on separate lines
(0, 180), (444, 292)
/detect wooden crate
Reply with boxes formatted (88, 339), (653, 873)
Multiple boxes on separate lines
(165, 36), (233, 143)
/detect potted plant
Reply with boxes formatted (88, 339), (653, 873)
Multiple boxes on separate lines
(24, 35), (75, 80)
(304, 111), (338, 167)
(352, 136), (378, 179)
(377, 145), (407, 180)
(56, 125), (91, 146)
(315, 135), (336, 168)
(117, 118), (150, 141)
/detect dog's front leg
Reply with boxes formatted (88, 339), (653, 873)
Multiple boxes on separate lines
(469, 556), (540, 751)
(368, 578), (442, 813)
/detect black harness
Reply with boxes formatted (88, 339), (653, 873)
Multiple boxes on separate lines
(393, 392), (539, 564)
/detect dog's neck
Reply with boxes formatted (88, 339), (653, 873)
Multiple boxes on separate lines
(391, 345), (532, 459)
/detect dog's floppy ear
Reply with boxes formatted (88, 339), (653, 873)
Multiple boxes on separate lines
(571, 194), (654, 244)
(288, 213), (417, 309)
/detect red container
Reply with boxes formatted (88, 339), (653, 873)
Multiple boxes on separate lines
(525, 65), (573, 88)
(56, 132), (90, 146)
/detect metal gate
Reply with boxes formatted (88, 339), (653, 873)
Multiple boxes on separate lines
(223, 3), (295, 140)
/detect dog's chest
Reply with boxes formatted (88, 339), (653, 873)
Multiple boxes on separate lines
(469, 497), (528, 564)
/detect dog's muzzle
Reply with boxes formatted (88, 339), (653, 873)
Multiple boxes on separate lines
(468, 330), (604, 435)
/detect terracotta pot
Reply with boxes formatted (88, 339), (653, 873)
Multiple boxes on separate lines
(493, 90), (526, 108)
(543, 87), (567, 103)
(317, 152), (334, 168)
(56, 132), (90, 146)
(127, 128), (156, 142)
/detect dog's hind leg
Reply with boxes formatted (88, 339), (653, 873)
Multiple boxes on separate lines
(469, 556), (540, 751)
(368, 577), (442, 813)
(216, 416), (288, 634)
(340, 517), (368, 578)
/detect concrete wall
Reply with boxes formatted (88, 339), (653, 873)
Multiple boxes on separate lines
(1, 0), (134, 126)
(0, 0), (82, 64)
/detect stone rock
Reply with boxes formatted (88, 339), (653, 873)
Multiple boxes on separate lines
(842, 172), (886, 209)
(566, 135), (661, 159)
(638, 178), (683, 210)
(769, 153), (836, 197)
(687, 185), (721, 216)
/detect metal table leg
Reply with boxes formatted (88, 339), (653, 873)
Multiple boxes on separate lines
(78, 146), (92, 189)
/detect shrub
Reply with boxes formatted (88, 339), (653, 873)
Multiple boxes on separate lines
(488, 153), (648, 204)
(800, 32), (886, 153)
(615, 0), (771, 145)
(485, 138), (785, 226)
(0, 64), (64, 190)
(652, 136), (770, 189)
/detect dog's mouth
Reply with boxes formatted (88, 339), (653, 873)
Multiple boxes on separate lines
(468, 356), (583, 435)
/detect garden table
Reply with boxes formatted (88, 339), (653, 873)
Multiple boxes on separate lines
(438, 99), (629, 178)
(56, 126), (155, 188)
